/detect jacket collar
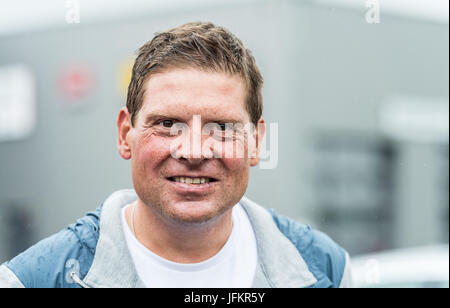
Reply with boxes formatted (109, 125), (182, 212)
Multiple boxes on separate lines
(83, 190), (145, 288)
(240, 197), (317, 288)
(83, 190), (316, 288)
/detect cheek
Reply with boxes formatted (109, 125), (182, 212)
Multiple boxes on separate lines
(221, 157), (250, 179)
(221, 157), (250, 199)
(133, 134), (172, 169)
(210, 136), (251, 160)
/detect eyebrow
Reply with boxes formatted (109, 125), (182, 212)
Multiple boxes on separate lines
(143, 114), (173, 125)
(143, 113), (245, 125)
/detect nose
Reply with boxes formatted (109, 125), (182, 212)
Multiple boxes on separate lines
(170, 116), (214, 164)
(177, 141), (206, 165)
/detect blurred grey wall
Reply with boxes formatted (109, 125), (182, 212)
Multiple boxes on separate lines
(0, 0), (448, 261)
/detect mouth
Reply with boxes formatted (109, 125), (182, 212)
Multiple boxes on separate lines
(167, 176), (219, 185)
(166, 176), (219, 194)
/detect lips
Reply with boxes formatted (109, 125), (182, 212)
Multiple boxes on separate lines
(168, 176), (218, 184)
(167, 175), (219, 183)
(166, 175), (219, 193)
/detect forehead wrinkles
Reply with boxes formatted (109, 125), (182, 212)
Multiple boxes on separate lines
(140, 69), (248, 121)
(145, 70), (244, 99)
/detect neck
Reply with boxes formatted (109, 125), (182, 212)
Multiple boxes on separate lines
(126, 200), (234, 264)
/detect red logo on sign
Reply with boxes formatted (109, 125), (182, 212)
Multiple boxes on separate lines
(58, 64), (94, 101)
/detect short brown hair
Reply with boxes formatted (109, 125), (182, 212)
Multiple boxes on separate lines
(126, 21), (263, 126)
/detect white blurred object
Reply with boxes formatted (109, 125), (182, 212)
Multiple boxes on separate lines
(352, 244), (450, 288)
(316, 0), (449, 23)
(379, 97), (449, 144)
(0, 0), (448, 37)
(0, 64), (36, 142)
(0, 0), (246, 36)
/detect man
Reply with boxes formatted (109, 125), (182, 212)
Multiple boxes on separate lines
(0, 22), (352, 288)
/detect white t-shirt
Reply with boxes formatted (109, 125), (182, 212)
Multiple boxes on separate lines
(120, 203), (258, 288)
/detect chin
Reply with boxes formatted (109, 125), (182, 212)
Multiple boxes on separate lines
(163, 200), (228, 225)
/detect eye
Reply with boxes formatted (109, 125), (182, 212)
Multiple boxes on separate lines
(217, 123), (227, 131)
(215, 123), (235, 138)
(159, 119), (175, 128)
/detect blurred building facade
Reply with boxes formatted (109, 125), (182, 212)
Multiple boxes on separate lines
(0, 0), (448, 261)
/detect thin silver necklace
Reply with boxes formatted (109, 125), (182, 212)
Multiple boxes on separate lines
(130, 203), (137, 237)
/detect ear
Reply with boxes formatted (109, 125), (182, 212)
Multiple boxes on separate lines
(250, 117), (266, 167)
(117, 107), (133, 160)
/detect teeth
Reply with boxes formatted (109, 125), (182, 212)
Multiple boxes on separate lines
(173, 177), (210, 184)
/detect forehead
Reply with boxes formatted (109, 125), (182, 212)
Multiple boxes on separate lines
(139, 68), (249, 122)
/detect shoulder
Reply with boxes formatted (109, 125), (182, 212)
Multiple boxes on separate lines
(1, 206), (101, 288)
(268, 209), (351, 288)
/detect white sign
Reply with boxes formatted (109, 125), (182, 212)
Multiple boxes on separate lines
(380, 97), (449, 144)
(0, 64), (36, 142)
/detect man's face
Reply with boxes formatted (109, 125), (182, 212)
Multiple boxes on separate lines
(118, 68), (264, 225)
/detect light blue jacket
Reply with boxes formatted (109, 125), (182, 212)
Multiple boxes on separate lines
(0, 190), (353, 288)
